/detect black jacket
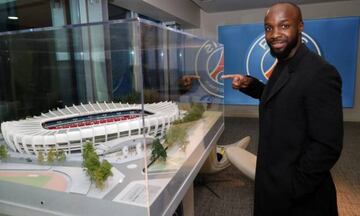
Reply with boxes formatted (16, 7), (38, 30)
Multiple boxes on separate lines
(241, 44), (343, 216)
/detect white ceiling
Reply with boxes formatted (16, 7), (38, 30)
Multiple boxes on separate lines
(191, 0), (352, 13)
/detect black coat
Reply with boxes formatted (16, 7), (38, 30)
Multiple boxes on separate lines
(241, 45), (343, 216)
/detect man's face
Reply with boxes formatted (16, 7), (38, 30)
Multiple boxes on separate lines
(264, 4), (303, 60)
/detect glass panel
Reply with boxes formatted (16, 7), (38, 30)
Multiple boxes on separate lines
(0, 18), (224, 216)
(0, 19), (148, 216)
(139, 19), (224, 215)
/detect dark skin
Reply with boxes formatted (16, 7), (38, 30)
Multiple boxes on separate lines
(222, 3), (304, 89)
(178, 75), (200, 92)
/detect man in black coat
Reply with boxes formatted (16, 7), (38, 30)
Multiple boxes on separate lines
(222, 2), (343, 215)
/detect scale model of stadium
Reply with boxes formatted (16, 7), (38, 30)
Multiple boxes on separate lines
(1, 101), (180, 155)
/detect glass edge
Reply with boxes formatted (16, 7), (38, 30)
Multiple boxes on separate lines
(138, 18), (220, 43)
(0, 16), (224, 47)
(0, 17), (140, 37)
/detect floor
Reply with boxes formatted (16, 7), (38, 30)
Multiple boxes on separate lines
(194, 117), (360, 216)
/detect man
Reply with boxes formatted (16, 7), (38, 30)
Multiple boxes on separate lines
(222, 2), (343, 216)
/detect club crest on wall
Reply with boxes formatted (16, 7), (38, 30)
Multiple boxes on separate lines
(195, 40), (224, 98)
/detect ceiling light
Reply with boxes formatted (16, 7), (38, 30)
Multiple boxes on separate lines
(8, 16), (18, 20)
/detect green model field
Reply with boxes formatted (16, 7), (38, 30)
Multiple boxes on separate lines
(0, 175), (51, 188)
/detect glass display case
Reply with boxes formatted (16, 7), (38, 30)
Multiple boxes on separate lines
(0, 18), (224, 216)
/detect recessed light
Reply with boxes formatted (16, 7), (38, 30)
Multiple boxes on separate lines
(8, 16), (18, 20)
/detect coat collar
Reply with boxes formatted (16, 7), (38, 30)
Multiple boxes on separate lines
(285, 44), (309, 74)
(262, 44), (309, 105)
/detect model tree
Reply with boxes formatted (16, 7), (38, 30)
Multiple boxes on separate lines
(47, 147), (56, 164)
(94, 160), (113, 189)
(82, 142), (100, 179)
(56, 149), (66, 163)
(0, 145), (8, 161)
(119, 91), (140, 104)
(174, 103), (205, 124)
(82, 141), (113, 189)
(37, 151), (45, 164)
(143, 90), (161, 103)
(151, 139), (167, 161)
(118, 90), (160, 104)
(165, 125), (188, 148)
(164, 104), (205, 150)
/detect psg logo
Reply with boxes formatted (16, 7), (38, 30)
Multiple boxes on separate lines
(246, 32), (321, 81)
(195, 40), (224, 98)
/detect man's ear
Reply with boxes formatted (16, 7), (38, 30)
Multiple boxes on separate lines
(299, 21), (304, 32)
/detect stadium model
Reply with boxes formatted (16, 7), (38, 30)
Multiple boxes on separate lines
(1, 101), (180, 156)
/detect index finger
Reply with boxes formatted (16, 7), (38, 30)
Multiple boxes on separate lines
(221, 74), (238, 79)
(185, 75), (200, 80)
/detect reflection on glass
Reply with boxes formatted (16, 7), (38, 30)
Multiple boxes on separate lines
(0, 18), (224, 216)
